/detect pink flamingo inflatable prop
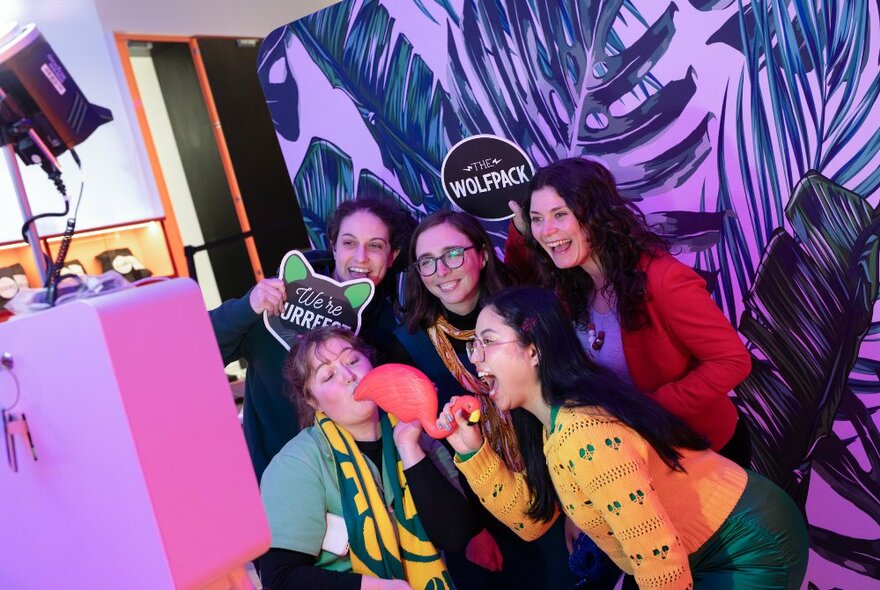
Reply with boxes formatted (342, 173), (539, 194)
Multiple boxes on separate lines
(353, 364), (481, 439)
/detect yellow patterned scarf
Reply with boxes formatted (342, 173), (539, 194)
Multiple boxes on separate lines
(316, 411), (454, 590)
(428, 315), (524, 471)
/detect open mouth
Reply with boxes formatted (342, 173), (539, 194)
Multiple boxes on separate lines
(545, 239), (572, 254)
(478, 370), (498, 397)
(347, 266), (371, 279)
(437, 279), (460, 293)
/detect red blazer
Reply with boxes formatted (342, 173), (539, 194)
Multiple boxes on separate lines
(623, 254), (750, 450)
(505, 227), (750, 449)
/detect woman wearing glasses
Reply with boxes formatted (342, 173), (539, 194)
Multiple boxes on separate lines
(439, 286), (808, 590)
(389, 210), (577, 590)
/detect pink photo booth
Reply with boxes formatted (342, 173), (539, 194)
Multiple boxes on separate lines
(0, 279), (270, 589)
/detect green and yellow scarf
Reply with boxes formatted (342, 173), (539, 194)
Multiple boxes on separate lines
(316, 411), (454, 590)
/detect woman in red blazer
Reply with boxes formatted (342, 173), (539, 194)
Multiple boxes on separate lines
(505, 157), (752, 467)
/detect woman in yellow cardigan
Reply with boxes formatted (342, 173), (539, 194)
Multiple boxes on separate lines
(438, 286), (808, 589)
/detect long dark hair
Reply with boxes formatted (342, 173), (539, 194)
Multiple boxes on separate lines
(525, 158), (668, 331)
(486, 286), (709, 522)
(403, 210), (518, 331)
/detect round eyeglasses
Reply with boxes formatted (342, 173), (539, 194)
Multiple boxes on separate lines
(465, 338), (519, 362)
(413, 245), (477, 277)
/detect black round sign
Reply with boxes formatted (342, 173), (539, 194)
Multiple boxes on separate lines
(441, 134), (534, 220)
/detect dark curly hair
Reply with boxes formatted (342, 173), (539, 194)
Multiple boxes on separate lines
(324, 196), (419, 313)
(524, 158), (668, 331)
(403, 210), (518, 331)
(326, 196), (418, 275)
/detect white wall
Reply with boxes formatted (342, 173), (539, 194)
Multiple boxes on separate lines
(0, 0), (339, 246)
(92, 0), (339, 38)
(129, 53), (224, 310)
(0, 0), (163, 242)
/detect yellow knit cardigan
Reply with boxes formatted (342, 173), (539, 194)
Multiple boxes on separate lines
(455, 406), (747, 590)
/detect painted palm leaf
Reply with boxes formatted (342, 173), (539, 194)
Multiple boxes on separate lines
(734, 172), (880, 512)
(293, 138), (355, 249)
(808, 389), (880, 577)
(291, 140), (415, 250)
(288, 0), (460, 212)
(704, 1), (880, 324)
(356, 169), (411, 212)
(446, 0), (712, 196)
(719, 0), (879, 236)
(410, 0), (460, 27)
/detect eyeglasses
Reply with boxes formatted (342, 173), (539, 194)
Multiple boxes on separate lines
(413, 246), (477, 277)
(465, 338), (518, 362)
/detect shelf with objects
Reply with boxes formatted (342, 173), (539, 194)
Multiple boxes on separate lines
(0, 219), (180, 323)
(0, 22), (178, 320)
(42, 218), (176, 283)
(0, 240), (39, 320)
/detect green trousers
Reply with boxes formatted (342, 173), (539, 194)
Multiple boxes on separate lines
(689, 470), (809, 589)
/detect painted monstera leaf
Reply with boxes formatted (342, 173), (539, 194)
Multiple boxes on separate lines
(257, 28), (300, 142)
(288, 0), (461, 213)
(734, 172), (880, 525)
(648, 209), (736, 292)
(446, 0), (712, 197)
(646, 210), (731, 254)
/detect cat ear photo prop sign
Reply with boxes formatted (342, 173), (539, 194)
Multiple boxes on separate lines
(264, 250), (375, 351)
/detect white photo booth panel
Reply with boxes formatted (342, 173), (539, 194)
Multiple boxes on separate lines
(0, 279), (269, 589)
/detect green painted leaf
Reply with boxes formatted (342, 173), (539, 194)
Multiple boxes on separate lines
(289, 1), (457, 212)
(734, 171), (880, 510)
(293, 138), (354, 250)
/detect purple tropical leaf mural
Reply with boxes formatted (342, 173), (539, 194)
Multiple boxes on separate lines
(446, 0), (712, 197)
(734, 171), (880, 578)
(259, 1), (880, 586)
(286, 0), (461, 212)
(257, 27), (301, 142)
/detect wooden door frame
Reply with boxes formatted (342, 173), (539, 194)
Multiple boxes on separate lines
(114, 32), (264, 282)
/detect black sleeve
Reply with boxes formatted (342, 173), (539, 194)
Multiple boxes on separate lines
(404, 456), (479, 552)
(384, 333), (417, 366)
(259, 547), (362, 590)
(438, 439), (497, 534)
(209, 293), (259, 365)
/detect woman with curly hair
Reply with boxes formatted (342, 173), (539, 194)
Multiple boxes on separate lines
(507, 158), (752, 468)
(260, 326), (476, 590)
